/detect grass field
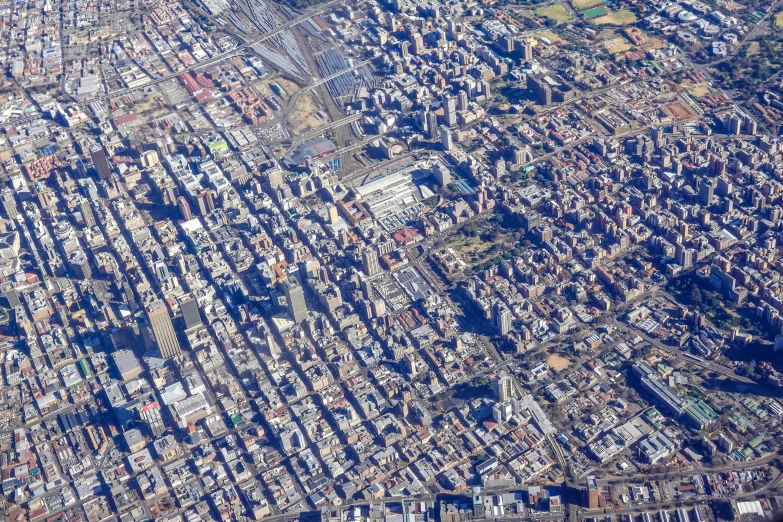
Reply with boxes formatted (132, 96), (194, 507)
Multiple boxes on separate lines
(583, 6), (609, 18)
(776, 11), (783, 27)
(535, 4), (572, 21)
(572, 0), (604, 9)
(593, 9), (637, 25)
(534, 29), (562, 43)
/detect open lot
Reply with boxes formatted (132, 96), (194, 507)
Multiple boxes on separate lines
(593, 9), (638, 25)
(776, 11), (783, 27)
(285, 90), (326, 135)
(534, 30), (562, 43)
(685, 82), (712, 98)
(604, 37), (632, 54)
(547, 354), (572, 372)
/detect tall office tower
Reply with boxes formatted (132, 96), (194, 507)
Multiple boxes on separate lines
(458, 90), (469, 111)
(69, 250), (92, 280)
(362, 247), (381, 276)
(443, 95), (457, 126)
(146, 300), (182, 359)
(1, 191), (17, 219)
(80, 199), (95, 227)
(426, 111), (439, 139)
(520, 39), (533, 61)
(412, 33), (425, 54)
(121, 276), (138, 313)
(698, 180), (714, 206)
(494, 158), (506, 177)
(493, 301), (512, 335)
(195, 189), (215, 215)
(480, 79), (491, 99)
(493, 373), (513, 402)
(283, 276), (308, 323)
(90, 145), (113, 180)
(440, 125), (453, 151)
(178, 196), (193, 221)
(675, 244), (693, 268)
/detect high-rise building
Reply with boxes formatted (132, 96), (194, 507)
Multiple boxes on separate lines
(146, 300), (182, 359)
(1, 191), (18, 220)
(440, 125), (453, 151)
(195, 189), (215, 215)
(675, 244), (693, 268)
(443, 95), (457, 126)
(458, 90), (469, 111)
(178, 196), (193, 221)
(426, 111), (439, 139)
(493, 373), (513, 402)
(362, 247), (381, 276)
(68, 250), (92, 280)
(586, 476), (599, 509)
(480, 79), (491, 99)
(283, 276), (308, 323)
(519, 39), (533, 61)
(80, 198), (95, 227)
(698, 180), (714, 206)
(140, 150), (159, 168)
(494, 159), (506, 178)
(493, 302), (512, 335)
(122, 276), (138, 313)
(90, 145), (113, 180)
(432, 163), (451, 186)
(411, 33), (424, 54)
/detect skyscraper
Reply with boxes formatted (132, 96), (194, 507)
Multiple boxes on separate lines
(493, 373), (513, 402)
(90, 145), (113, 180)
(493, 302), (512, 335)
(1, 191), (18, 220)
(458, 90), (469, 111)
(283, 276), (308, 323)
(195, 189), (215, 216)
(698, 180), (714, 206)
(146, 300), (182, 359)
(362, 247), (381, 276)
(178, 196), (193, 221)
(80, 198), (95, 227)
(443, 95), (457, 127)
(426, 111), (439, 140)
(440, 125), (453, 151)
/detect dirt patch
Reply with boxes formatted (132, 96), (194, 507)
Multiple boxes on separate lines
(663, 100), (693, 120)
(285, 90), (326, 135)
(547, 354), (572, 371)
(777, 11), (783, 27)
